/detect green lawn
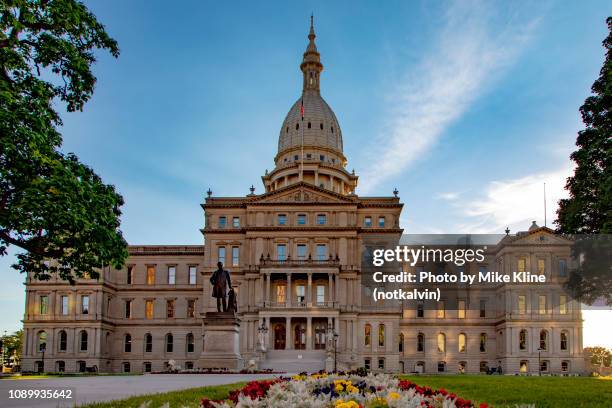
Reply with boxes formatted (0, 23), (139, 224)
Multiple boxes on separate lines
(400, 375), (612, 408)
(75, 376), (612, 407)
(79, 382), (245, 408)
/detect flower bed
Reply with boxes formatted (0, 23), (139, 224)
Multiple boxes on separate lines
(201, 373), (488, 408)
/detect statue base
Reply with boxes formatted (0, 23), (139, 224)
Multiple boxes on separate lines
(199, 312), (243, 370)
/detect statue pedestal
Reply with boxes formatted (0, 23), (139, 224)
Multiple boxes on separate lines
(199, 312), (243, 370)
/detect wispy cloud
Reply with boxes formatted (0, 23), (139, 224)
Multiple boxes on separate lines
(456, 164), (573, 233)
(436, 192), (460, 201)
(358, 1), (540, 193)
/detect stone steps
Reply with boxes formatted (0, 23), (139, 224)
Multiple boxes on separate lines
(260, 350), (326, 373)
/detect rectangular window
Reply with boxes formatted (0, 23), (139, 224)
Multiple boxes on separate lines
(189, 266), (197, 285)
(539, 295), (546, 314)
(218, 247), (226, 265)
(127, 265), (133, 285)
(559, 295), (567, 315)
(559, 259), (567, 277)
(167, 266), (176, 285)
(297, 244), (307, 260)
(278, 214), (286, 225)
(296, 285), (305, 304)
(316, 285), (325, 304)
(276, 285), (286, 303)
(61, 295), (69, 315)
(218, 216), (227, 228)
(81, 295), (89, 314)
(317, 214), (326, 225)
(232, 217), (240, 228)
(479, 265), (487, 274)
(537, 259), (545, 275)
(167, 299), (175, 318)
(417, 302), (424, 318)
(517, 258), (526, 272)
(297, 214), (306, 225)
(187, 299), (196, 318)
(316, 244), (327, 260)
(146, 266), (155, 285)
(125, 300), (132, 319)
(364, 216), (372, 227)
(378, 358), (385, 369)
(480, 299), (486, 318)
(232, 246), (239, 267)
(378, 217), (385, 227)
(39, 295), (48, 315)
(277, 244), (286, 261)
(458, 300), (466, 319)
(146, 300), (154, 319)
(437, 301), (445, 318)
(518, 295), (526, 315)
(364, 358), (371, 370)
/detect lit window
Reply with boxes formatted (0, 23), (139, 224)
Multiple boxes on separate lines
(296, 285), (305, 304)
(437, 333), (446, 352)
(480, 333), (487, 352)
(276, 285), (286, 303)
(364, 324), (371, 346)
(146, 266), (155, 285)
(539, 295), (546, 314)
(81, 295), (89, 314)
(458, 333), (466, 353)
(189, 266), (197, 285)
(316, 244), (327, 261)
(167, 300), (175, 318)
(537, 259), (545, 275)
(520, 360), (528, 373)
(232, 217), (240, 228)
(364, 217), (372, 227)
(167, 266), (176, 285)
(297, 214), (306, 225)
(560, 331), (568, 351)
(378, 217), (385, 227)
(559, 295), (567, 314)
(39, 295), (49, 315)
(458, 300), (466, 319)
(437, 301), (445, 318)
(459, 361), (466, 374)
(317, 214), (326, 225)
(378, 324), (385, 347)
(146, 300), (154, 319)
(278, 214), (286, 225)
(218, 216), (226, 228)
(232, 246), (240, 266)
(518, 295), (526, 314)
(517, 258), (526, 272)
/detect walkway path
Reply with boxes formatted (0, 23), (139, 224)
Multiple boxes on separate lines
(0, 373), (281, 407)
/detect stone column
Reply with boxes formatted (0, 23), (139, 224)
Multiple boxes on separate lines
(335, 317), (340, 350)
(286, 274), (292, 307)
(307, 273), (313, 307)
(285, 317), (291, 350)
(328, 274), (333, 304)
(266, 273), (271, 306)
(307, 317), (312, 350)
(314, 171), (319, 186)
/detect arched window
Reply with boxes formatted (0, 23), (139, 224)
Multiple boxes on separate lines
(79, 330), (88, 351)
(38, 331), (47, 352)
(437, 333), (446, 352)
(124, 334), (132, 353)
(165, 333), (173, 353)
(519, 329), (527, 350)
(145, 333), (153, 353)
(186, 333), (195, 353)
(364, 324), (371, 346)
(539, 330), (548, 351)
(479, 333), (487, 352)
(378, 324), (385, 347)
(58, 330), (67, 352)
(417, 333), (425, 352)
(415, 361), (425, 373)
(560, 331), (569, 351)
(458, 361), (466, 373)
(458, 333), (466, 353)
(398, 333), (404, 353)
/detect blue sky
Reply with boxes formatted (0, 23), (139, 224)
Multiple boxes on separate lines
(1, 0), (611, 344)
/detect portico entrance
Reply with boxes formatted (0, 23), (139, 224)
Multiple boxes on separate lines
(273, 323), (286, 350)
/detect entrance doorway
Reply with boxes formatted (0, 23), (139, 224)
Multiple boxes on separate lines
(274, 323), (286, 349)
(294, 324), (306, 349)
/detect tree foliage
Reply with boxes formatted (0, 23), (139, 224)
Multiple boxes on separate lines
(0, 329), (22, 365)
(0, 0), (127, 282)
(584, 346), (612, 368)
(556, 18), (612, 304)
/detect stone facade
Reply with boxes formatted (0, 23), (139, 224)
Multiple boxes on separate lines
(21, 20), (584, 375)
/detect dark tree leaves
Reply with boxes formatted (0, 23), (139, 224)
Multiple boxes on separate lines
(556, 18), (612, 305)
(0, 0), (127, 282)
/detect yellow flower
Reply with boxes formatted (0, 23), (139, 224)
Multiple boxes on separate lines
(387, 392), (400, 400)
(335, 400), (360, 408)
(347, 385), (359, 394)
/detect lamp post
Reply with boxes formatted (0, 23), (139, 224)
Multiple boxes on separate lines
(257, 322), (269, 352)
(40, 343), (46, 373)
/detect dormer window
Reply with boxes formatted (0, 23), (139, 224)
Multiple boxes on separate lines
(286, 126), (289, 133)
(308, 122), (311, 129)
(331, 126), (334, 133)
(296, 123), (299, 130)
(320, 123), (323, 130)
(294, 155), (299, 161)
(320, 155), (325, 161)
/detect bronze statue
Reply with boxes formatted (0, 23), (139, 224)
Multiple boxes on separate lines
(210, 261), (232, 312)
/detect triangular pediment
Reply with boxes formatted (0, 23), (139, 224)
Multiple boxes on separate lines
(249, 182), (356, 204)
(509, 227), (572, 245)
